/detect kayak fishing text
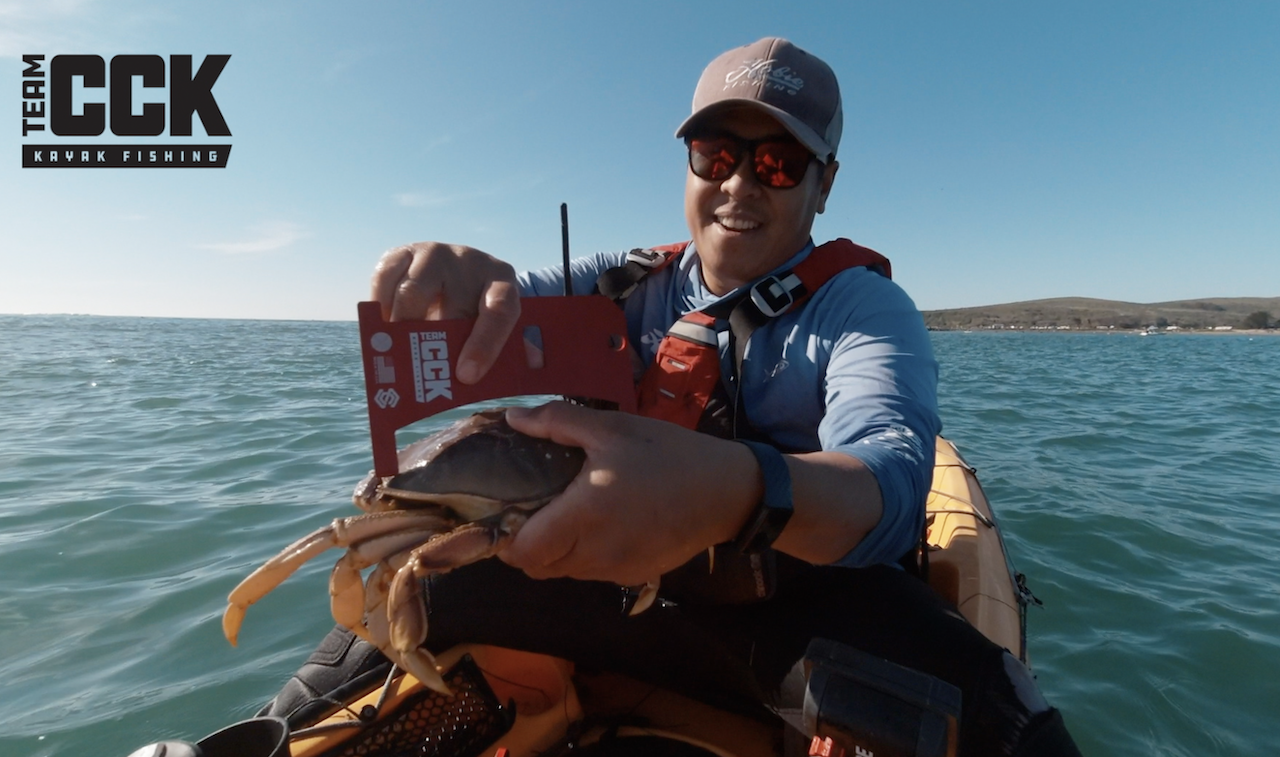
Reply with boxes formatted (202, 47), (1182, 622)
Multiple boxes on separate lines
(20, 54), (232, 169)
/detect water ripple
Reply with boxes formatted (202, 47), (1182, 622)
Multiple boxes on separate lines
(936, 332), (1280, 757)
(2, 318), (1278, 756)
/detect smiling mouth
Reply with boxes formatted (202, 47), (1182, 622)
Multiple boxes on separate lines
(716, 215), (761, 232)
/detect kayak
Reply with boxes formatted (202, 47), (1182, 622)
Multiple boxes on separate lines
(130, 436), (1030, 757)
(273, 436), (1030, 757)
(923, 437), (1026, 662)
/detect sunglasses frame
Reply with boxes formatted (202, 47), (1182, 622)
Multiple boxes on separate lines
(685, 132), (823, 189)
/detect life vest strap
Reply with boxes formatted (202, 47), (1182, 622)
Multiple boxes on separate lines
(666, 315), (718, 348)
(598, 239), (891, 434)
(595, 245), (684, 302)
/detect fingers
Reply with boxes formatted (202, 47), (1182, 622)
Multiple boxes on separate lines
(371, 243), (448, 321)
(501, 404), (611, 575)
(369, 242), (521, 384)
(370, 242), (517, 320)
(456, 277), (521, 384)
(370, 245), (415, 321)
(499, 511), (580, 577)
(500, 405), (694, 585)
(503, 490), (656, 585)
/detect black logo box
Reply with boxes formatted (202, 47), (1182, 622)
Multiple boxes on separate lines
(23, 144), (231, 168)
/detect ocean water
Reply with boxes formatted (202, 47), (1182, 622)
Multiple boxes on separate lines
(0, 315), (1277, 757)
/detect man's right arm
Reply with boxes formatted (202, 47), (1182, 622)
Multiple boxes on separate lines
(516, 250), (632, 298)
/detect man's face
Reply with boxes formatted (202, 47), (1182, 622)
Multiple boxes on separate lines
(684, 107), (838, 295)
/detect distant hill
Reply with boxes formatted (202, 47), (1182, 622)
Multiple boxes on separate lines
(922, 297), (1280, 331)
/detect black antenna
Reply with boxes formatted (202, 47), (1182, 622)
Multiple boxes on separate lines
(560, 202), (573, 296)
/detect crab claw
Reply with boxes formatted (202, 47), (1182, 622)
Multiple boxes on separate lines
(627, 580), (661, 616)
(386, 551), (450, 694)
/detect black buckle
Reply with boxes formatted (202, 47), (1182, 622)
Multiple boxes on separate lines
(626, 248), (668, 268)
(749, 274), (799, 317)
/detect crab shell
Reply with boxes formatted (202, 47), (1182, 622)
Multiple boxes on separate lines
(353, 408), (586, 519)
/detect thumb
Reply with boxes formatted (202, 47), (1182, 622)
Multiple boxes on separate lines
(504, 401), (599, 448)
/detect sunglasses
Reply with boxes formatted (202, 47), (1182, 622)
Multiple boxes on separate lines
(687, 134), (820, 189)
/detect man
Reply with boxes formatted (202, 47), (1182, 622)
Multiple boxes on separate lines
(372, 38), (929, 581)
(273, 38), (1080, 756)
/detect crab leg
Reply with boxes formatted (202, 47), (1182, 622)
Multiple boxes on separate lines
(223, 510), (455, 645)
(358, 557), (407, 652)
(329, 531), (431, 642)
(327, 552), (369, 638)
(386, 511), (530, 694)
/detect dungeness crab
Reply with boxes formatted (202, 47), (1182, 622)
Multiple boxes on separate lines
(222, 408), (652, 694)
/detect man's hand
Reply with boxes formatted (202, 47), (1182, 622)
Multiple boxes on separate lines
(499, 402), (761, 587)
(499, 402), (886, 582)
(370, 242), (520, 384)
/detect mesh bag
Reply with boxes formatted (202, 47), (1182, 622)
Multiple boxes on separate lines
(318, 655), (514, 757)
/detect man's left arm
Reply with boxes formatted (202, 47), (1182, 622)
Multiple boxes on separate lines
(811, 275), (941, 567)
(495, 272), (939, 583)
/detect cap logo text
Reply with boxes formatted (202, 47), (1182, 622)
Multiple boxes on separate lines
(724, 58), (804, 96)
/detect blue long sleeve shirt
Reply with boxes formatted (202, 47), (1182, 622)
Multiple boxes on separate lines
(517, 240), (941, 568)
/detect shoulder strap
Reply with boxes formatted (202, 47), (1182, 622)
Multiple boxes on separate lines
(594, 242), (689, 303)
(637, 239), (892, 433)
(723, 238), (891, 384)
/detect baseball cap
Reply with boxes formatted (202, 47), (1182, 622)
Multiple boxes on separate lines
(675, 37), (843, 162)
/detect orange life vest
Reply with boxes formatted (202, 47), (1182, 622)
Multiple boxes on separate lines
(599, 238), (892, 433)
(598, 239), (899, 602)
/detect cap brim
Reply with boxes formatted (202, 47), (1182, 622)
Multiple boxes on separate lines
(674, 99), (834, 162)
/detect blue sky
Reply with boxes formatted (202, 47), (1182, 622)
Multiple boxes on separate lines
(2, 0), (1277, 321)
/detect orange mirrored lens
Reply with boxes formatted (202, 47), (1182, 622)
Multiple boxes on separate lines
(689, 138), (740, 181)
(688, 137), (814, 189)
(754, 142), (813, 188)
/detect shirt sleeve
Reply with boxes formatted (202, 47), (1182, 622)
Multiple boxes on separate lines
(815, 273), (941, 568)
(517, 251), (630, 298)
